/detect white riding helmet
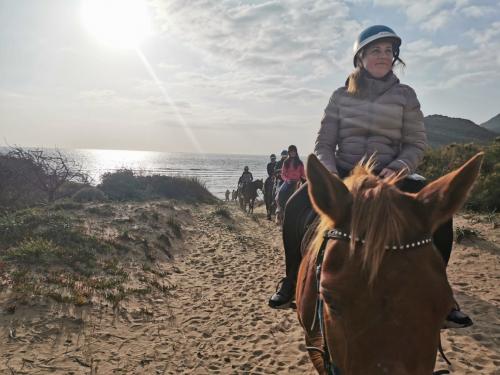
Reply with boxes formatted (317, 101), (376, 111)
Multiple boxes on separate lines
(353, 25), (401, 67)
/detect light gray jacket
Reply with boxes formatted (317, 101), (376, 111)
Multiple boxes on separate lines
(314, 71), (426, 175)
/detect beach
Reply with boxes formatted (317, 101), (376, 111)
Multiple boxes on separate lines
(0, 201), (498, 374)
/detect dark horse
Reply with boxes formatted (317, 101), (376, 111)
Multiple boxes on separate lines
(264, 176), (276, 220)
(294, 153), (483, 374)
(239, 179), (263, 213)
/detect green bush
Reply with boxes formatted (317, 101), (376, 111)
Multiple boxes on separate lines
(73, 186), (107, 202)
(98, 169), (144, 201)
(213, 206), (231, 219)
(0, 210), (110, 273)
(144, 175), (216, 203)
(0, 155), (45, 209)
(418, 140), (499, 211)
(55, 181), (89, 200)
(98, 169), (216, 203)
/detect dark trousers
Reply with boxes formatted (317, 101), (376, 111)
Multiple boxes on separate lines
(277, 180), (297, 211)
(282, 174), (454, 283)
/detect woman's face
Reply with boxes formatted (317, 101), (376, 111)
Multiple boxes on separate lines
(361, 41), (394, 78)
(288, 150), (297, 157)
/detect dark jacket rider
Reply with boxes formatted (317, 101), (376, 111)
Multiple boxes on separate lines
(266, 154), (277, 177)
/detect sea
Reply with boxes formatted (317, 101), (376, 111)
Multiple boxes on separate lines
(1, 148), (271, 199)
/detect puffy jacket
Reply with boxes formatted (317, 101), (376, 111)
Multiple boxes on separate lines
(314, 70), (426, 174)
(281, 160), (305, 182)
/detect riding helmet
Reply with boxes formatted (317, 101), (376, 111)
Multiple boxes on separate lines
(353, 25), (401, 67)
(280, 150), (288, 156)
(270, 154), (276, 159)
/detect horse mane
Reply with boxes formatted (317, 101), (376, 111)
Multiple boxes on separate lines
(311, 159), (409, 284)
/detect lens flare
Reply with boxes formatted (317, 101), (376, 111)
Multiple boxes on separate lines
(81, 0), (152, 48)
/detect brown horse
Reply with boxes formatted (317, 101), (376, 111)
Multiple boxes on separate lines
(296, 153), (483, 375)
(240, 179), (263, 213)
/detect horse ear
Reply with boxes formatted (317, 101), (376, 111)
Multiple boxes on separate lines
(306, 154), (351, 224)
(415, 153), (484, 231)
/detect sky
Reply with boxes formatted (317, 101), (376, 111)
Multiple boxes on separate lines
(1, 0), (499, 155)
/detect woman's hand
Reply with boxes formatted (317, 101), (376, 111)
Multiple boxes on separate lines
(379, 168), (396, 178)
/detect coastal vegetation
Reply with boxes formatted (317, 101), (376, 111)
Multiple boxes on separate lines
(0, 147), (216, 307)
(0, 142), (497, 309)
(418, 139), (499, 211)
(0, 147), (216, 210)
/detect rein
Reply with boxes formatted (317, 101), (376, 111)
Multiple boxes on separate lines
(306, 228), (437, 375)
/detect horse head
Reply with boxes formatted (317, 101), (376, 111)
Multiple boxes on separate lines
(254, 179), (264, 191)
(296, 153), (483, 374)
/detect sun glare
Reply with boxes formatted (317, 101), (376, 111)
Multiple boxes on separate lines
(81, 0), (152, 48)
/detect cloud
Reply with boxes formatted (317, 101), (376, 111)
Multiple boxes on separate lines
(150, 0), (359, 77)
(466, 21), (500, 45)
(406, 39), (458, 58)
(461, 5), (495, 18)
(435, 70), (500, 90)
(0, 89), (26, 99)
(373, 0), (473, 31)
(248, 86), (327, 101)
(79, 89), (117, 102)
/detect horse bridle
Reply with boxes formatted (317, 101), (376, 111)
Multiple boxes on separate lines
(307, 228), (445, 375)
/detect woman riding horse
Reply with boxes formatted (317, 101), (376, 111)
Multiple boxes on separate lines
(268, 25), (472, 329)
(276, 145), (306, 225)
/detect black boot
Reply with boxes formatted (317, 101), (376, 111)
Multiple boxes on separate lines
(443, 307), (473, 329)
(269, 277), (295, 309)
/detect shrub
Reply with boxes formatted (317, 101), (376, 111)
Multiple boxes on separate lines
(55, 181), (89, 200)
(73, 186), (107, 202)
(0, 210), (110, 266)
(418, 141), (499, 212)
(0, 155), (45, 209)
(144, 175), (216, 203)
(98, 169), (216, 203)
(51, 201), (84, 211)
(98, 169), (144, 201)
(5, 238), (59, 265)
(166, 216), (182, 238)
(213, 206), (231, 219)
(6, 147), (89, 203)
(0, 208), (124, 304)
(85, 205), (114, 217)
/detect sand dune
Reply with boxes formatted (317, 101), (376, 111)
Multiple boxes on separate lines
(0, 202), (498, 374)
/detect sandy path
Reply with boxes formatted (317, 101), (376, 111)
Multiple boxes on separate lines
(0, 203), (498, 374)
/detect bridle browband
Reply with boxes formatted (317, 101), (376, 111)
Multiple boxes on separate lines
(324, 228), (433, 250)
(307, 228), (435, 375)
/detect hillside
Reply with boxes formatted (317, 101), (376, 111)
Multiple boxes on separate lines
(481, 113), (500, 134)
(425, 115), (497, 147)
